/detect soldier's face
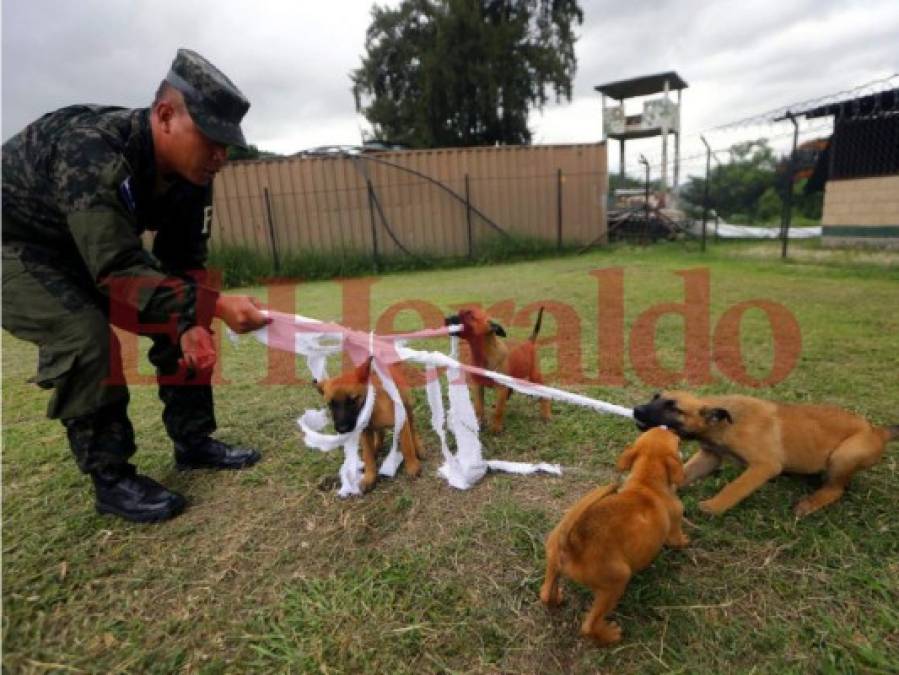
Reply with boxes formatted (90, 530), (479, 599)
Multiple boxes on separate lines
(170, 110), (228, 186)
(156, 103), (228, 186)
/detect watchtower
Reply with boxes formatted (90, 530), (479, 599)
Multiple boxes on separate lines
(595, 71), (688, 190)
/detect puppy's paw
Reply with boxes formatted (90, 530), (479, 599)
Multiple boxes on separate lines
(699, 499), (726, 515)
(360, 475), (377, 493)
(591, 621), (622, 646)
(668, 533), (690, 548)
(539, 585), (563, 607)
(491, 422), (504, 434)
(404, 461), (422, 478)
(794, 499), (817, 518)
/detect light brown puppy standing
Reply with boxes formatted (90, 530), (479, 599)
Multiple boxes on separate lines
(540, 428), (688, 645)
(444, 306), (550, 433)
(633, 391), (899, 517)
(314, 359), (424, 492)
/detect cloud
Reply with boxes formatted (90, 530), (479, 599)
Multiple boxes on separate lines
(4, 0), (898, 164)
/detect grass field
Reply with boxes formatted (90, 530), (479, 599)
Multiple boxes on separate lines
(3, 241), (898, 673)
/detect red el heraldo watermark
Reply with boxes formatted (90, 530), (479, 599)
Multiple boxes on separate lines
(106, 267), (802, 390)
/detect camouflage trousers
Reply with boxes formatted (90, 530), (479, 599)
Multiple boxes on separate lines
(2, 244), (216, 473)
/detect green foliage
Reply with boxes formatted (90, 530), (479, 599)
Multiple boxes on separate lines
(208, 233), (581, 288)
(756, 186), (783, 223)
(227, 144), (281, 161)
(792, 178), (824, 221)
(680, 139), (823, 225)
(352, 0), (584, 148)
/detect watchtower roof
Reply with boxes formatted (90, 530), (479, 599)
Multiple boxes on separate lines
(595, 71), (688, 100)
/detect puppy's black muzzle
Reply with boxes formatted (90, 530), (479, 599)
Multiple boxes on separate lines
(633, 404), (654, 431)
(633, 401), (673, 432)
(330, 400), (362, 434)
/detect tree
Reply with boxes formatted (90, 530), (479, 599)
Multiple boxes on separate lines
(351, 0), (584, 148)
(755, 186), (782, 223)
(680, 139), (782, 224)
(227, 144), (280, 161)
(680, 139), (825, 225)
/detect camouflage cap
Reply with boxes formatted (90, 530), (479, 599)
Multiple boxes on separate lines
(165, 48), (250, 149)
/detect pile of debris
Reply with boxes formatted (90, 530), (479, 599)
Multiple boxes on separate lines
(607, 189), (690, 243)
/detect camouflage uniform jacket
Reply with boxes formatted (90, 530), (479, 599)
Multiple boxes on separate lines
(2, 105), (218, 334)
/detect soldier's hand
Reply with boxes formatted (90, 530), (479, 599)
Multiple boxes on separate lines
(179, 326), (217, 378)
(214, 295), (271, 333)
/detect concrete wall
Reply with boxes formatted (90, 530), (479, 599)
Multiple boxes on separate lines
(821, 175), (899, 248)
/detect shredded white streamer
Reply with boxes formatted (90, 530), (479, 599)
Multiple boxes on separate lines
(232, 310), (633, 496)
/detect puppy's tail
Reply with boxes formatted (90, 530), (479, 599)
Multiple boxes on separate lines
(529, 306), (545, 342)
(557, 482), (619, 549)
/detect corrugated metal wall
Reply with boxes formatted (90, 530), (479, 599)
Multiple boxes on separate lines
(211, 143), (608, 259)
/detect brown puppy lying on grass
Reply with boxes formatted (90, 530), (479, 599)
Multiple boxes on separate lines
(314, 358), (425, 492)
(633, 390), (899, 517)
(540, 428), (688, 645)
(444, 306), (550, 433)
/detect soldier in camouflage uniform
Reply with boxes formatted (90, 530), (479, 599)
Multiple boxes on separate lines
(2, 49), (271, 523)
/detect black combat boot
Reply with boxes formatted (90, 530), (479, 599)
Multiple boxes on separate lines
(91, 463), (186, 523)
(174, 436), (261, 470)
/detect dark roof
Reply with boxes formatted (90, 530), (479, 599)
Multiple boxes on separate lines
(594, 71), (688, 100)
(790, 88), (898, 120)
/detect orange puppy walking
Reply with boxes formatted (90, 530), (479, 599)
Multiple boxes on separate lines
(444, 306), (550, 433)
(540, 428), (688, 645)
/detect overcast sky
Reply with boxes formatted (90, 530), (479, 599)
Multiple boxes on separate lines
(3, 0), (897, 178)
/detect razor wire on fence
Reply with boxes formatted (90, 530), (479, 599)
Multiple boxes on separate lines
(213, 75), (899, 265)
(611, 76), (899, 253)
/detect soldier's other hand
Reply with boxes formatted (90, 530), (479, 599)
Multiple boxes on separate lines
(214, 294), (272, 333)
(179, 326), (217, 378)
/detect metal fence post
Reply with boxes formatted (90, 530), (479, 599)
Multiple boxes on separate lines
(465, 173), (473, 258)
(557, 168), (563, 250)
(366, 179), (380, 272)
(781, 111), (799, 259)
(700, 135), (712, 253)
(638, 155), (650, 242)
(263, 187), (281, 275)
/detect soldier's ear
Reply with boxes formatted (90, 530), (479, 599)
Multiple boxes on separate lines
(153, 99), (176, 130)
(489, 321), (507, 337)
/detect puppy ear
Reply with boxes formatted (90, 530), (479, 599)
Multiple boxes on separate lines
(312, 379), (324, 395)
(489, 321), (507, 337)
(664, 456), (686, 487)
(702, 407), (733, 425)
(355, 356), (374, 383)
(616, 445), (638, 471)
